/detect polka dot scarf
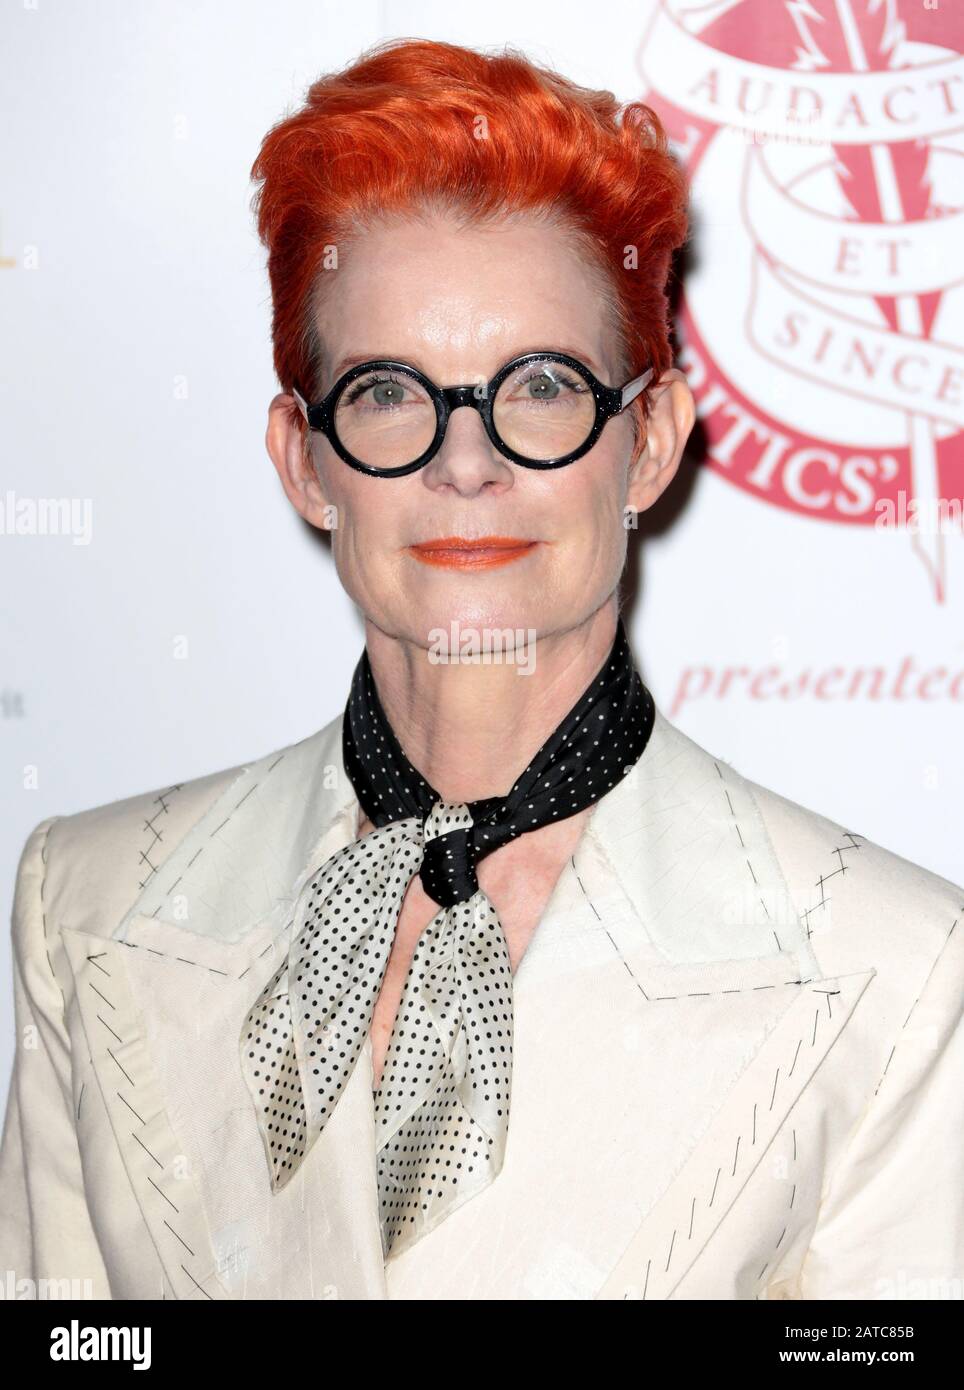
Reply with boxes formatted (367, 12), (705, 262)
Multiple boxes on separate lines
(240, 618), (655, 1261)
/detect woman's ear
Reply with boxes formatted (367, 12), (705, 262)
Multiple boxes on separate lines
(265, 392), (335, 530)
(626, 368), (696, 513)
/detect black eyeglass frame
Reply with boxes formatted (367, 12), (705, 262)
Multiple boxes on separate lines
(291, 351), (655, 478)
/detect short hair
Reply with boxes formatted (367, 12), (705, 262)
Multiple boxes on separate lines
(250, 37), (689, 433)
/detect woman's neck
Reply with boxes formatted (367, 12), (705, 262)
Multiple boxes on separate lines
(361, 602), (621, 803)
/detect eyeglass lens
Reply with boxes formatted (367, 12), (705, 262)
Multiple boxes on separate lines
(332, 356), (597, 470)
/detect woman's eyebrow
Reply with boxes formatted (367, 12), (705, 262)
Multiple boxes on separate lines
(331, 352), (402, 376)
(330, 345), (606, 380)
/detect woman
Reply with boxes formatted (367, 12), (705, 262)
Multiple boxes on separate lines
(1, 37), (961, 1302)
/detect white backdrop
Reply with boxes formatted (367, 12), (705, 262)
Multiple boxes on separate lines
(2, 0), (961, 1113)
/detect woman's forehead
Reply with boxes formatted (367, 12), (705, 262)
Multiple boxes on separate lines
(314, 214), (615, 380)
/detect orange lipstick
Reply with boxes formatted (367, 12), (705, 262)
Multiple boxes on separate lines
(407, 536), (539, 570)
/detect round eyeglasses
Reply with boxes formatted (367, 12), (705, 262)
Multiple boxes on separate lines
(291, 351), (654, 478)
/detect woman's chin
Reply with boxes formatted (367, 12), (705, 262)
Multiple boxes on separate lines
(396, 605), (546, 648)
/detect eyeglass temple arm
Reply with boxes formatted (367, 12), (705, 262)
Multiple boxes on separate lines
(620, 366), (655, 412)
(291, 386), (310, 422)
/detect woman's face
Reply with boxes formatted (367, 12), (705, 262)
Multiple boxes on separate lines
(271, 212), (688, 648)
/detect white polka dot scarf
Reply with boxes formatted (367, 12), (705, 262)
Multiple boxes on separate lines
(240, 619), (655, 1260)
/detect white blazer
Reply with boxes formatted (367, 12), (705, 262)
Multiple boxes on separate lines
(1, 705), (961, 1300)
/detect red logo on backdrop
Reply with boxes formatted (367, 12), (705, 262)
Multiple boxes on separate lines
(638, 0), (963, 600)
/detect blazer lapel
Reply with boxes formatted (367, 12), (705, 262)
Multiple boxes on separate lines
(61, 920), (249, 1300)
(61, 714), (389, 1299)
(593, 967), (876, 1299)
(582, 713), (877, 1299)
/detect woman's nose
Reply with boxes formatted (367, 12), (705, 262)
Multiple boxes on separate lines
(422, 404), (513, 492)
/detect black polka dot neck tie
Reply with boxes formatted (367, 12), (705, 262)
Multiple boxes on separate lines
(239, 618), (655, 1261)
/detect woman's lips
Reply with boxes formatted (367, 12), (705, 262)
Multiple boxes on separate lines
(407, 537), (540, 570)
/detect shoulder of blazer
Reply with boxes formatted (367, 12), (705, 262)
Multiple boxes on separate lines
(34, 713), (343, 952)
(746, 774), (962, 979)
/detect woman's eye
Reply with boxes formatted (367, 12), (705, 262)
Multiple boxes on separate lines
(344, 374), (415, 408)
(371, 379), (407, 407)
(511, 369), (586, 403)
(526, 373), (562, 400)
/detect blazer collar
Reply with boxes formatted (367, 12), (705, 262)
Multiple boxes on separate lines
(111, 703), (820, 981)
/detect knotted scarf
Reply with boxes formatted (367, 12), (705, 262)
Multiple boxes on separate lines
(240, 618), (655, 1260)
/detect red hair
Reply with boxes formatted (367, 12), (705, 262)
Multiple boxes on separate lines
(250, 38), (689, 428)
